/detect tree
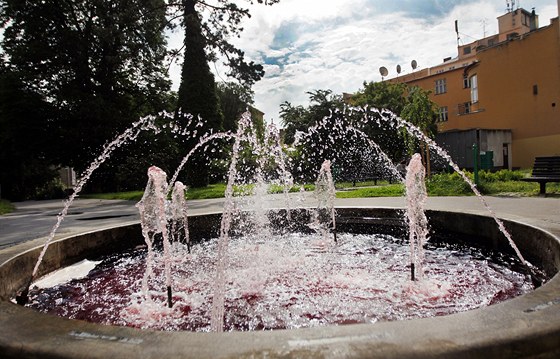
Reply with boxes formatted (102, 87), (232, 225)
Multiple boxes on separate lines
(349, 81), (409, 162)
(0, 66), (61, 200)
(216, 81), (255, 132)
(279, 102), (310, 145)
(280, 90), (373, 182)
(171, 0), (279, 187)
(168, 0), (279, 88)
(168, 0), (279, 187)
(351, 81), (407, 115)
(350, 81), (438, 168)
(175, 0), (223, 187)
(0, 0), (171, 179)
(400, 86), (438, 174)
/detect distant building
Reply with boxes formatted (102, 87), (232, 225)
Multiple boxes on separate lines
(388, 6), (560, 170)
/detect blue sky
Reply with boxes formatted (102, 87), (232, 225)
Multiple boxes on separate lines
(168, 0), (558, 125)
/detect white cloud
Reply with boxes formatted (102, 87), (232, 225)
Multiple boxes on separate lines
(166, 0), (558, 125)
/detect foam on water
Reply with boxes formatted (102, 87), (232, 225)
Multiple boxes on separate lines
(26, 231), (533, 332)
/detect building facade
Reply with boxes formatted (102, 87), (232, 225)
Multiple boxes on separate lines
(390, 7), (560, 169)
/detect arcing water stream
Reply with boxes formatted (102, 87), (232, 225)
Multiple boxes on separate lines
(19, 107), (541, 332)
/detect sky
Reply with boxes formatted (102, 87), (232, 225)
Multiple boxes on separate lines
(167, 0), (559, 125)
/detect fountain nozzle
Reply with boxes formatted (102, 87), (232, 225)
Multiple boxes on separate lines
(167, 286), (173, 308)
(15, 277), (33, 306)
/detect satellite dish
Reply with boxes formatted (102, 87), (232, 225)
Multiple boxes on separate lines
(396, 64), (402, 74)
(411, 60), (418, 70)
(379, 66), (388, 77)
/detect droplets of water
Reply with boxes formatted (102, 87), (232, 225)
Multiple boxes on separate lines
(26, 232), (533, 331)
(405, 154), (429, 281)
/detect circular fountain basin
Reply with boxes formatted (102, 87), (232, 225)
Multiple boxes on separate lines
(1, 208), (559, 358)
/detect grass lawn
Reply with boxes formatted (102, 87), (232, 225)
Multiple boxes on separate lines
(79, 170), (559, 201)
(336, 184), (404, 198)
(81, 184), (228, 201)
(0, 199), (15, 215)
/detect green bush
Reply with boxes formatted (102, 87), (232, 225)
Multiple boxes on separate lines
(33, 178), (67, 200)
(479, 169), (526, 182)
(426, 172), (473, 196)
(0, 199), (15, 215)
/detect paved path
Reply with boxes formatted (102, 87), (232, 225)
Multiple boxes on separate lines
(1, 195), (559, 265)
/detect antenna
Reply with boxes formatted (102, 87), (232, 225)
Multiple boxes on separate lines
(455, 20), (460, 46)
(411, 60), (418, 70)
(379, 66), (388, 80)
(481, 18), (488, 38)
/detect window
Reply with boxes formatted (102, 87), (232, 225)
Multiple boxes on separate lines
(438, 106), (449, 122)
(470, 74), (478, 103)
(463, 47), (471, 55)
(435, 78), (447, 94)
(458, 102), (471, 115)
(463, 74), (470, 89)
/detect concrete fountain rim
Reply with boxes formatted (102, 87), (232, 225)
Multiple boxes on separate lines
(1, 207), (559, 359)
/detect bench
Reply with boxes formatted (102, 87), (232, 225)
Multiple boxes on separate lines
(521, 156), (560, 195)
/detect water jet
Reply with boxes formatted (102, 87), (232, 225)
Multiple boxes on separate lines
(1, 207), (559, 358)
(2, 109), (559, 358)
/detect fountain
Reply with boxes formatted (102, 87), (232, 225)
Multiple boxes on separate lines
(1, 108), (560, 358)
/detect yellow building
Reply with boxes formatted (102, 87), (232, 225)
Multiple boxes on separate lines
(390, 7), (560, 169)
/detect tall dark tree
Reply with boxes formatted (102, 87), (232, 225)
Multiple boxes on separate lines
(0, 0), (171, 176)
(175, 0), (223, 187)
(170, 0), (278, 187)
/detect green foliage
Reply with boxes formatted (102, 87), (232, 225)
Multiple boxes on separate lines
(281, 90), (373, 183)
(0, 0), (171, 173)
(0, 69), (61, 200)
(350, 82), (438, 160)
(33, 178), (67, 200)
(217, 81), (255, 133)
(167, 0), (278, 87)
(426, 172), (473, 196)
(0, 199), (15, 215)
(425, 170), (553, 196)
(351, 81), (407, 114)
(477, 181), (545, 196)
(280, 89), (345, 145)
(334, 180), (392, 189)
(400, 86), (438, 156)
(279, 102), (310, 145)
(478, 170), (526, 182)
(176, 1), (224, 188)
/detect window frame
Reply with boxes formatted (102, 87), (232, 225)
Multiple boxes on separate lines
(438, 106), (449, 122)
(470, 74), (478, 103)
(435, 78), (447, 95)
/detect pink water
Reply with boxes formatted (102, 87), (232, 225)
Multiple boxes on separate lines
(27, 232), (533, 332)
